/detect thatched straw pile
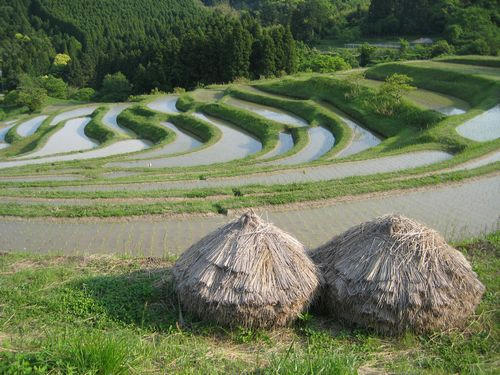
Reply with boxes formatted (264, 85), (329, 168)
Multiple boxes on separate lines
(173, 211), (321, 328)
(311, 214), (485, 334)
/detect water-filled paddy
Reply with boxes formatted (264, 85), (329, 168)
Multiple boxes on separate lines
(259, 132), (294, 159)
(224, 97), (308, 127)
(102, 104), (134, 136)
(323, 104), (382, 157)
(17, 118), (98, 159)
(0, 123), (15, 150)
(108, 113), (261, 168)
(456, 105), (500, 141)
(50, 106), (98, 125)
(0, 139), (150, 169)
(16, 116), (48, 137)
(267, 126), (335, 165)
(129, 122), (203, 159)
(147, 96), (180, 114)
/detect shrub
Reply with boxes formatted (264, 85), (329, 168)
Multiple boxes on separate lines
(38, 75), (68, 99)
(71, 87), (95, 101)
(371, 73), (415, 116)
(430, 40), (455, 58)
(99, 72), (132, 102)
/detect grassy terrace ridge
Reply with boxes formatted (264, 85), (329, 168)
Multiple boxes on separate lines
(200, 102), (283, 157)
(0, 60), (497, 218)
(436, 55), (500, 68)
(84, 106), (124, 146)
(225, 86), (351, 159)
(366, 63), (500, 107)
(0, 165), (497, 218)
(0, 232), (498, 374)
(116, 106), (173, 145)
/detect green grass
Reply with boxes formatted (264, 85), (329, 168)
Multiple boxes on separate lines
(366, 63), (500, 107)
(436, 55), (500, 68)
(0, 164), (497, 218)
(84, 106), (124, 145)
(0, 232), (497, 373)
(200, 102), (284, 155)
(117, 106), (173, 145)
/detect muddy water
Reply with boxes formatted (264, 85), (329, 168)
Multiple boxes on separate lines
(16, 116), (48, 137)
(147, 96), (180, 114)
(259, 132), (294, 159)
(107, 113), (262, 168)
(456, 105), (500, 142)
(224, 97), (308, 127)
(50, 106), (98, 125)
(0, 139), (151, 169)
(17, 118), (98, 159)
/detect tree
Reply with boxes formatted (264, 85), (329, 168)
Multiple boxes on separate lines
(372, 73), (415, 115)
(38, 75), (68, 99)
(99, 72), (131, 102)
(430, 40), (454, 57)
(358, 43), (376, 67)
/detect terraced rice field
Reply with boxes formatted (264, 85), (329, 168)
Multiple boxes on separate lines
(0, 59), (498, 254)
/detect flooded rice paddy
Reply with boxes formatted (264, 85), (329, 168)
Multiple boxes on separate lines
(267, 127), (335, 165)
(16, 116), (48, 137)
(224, 97), (308, 127)
(147, 96), (180, 114)
(0, 123), (15, 150)
(50, 106), (98, 125)
(108, 113), (261, 168)
(128, 122), (203, 160)
(0, 139), (151, 169)
(456, 105), (500, 142)
(259, 132), (294, 159)
(17, 118), (98, 159)
(102, 104), (134, 136)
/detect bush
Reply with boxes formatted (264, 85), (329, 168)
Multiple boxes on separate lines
(430, 40), (454, 58)
(38, 75), (68, 99)
(99, 72), (132, 102)
(71, 87), (95, 101)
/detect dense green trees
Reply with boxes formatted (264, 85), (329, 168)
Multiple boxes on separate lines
(0, 0), (497, 101)
(365, 0), (499, 55)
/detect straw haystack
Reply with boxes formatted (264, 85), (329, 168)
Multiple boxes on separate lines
(311, 215), (485, 334)
(173, 211), (321, 328)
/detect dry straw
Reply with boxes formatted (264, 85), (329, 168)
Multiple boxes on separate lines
(310, 214), (485, 334)
(173, 210), (321, 328)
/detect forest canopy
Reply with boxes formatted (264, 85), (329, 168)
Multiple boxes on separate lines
(0, 0), (498, 97)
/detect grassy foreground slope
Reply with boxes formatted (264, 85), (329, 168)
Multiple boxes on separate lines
(0, 232), (498, 374)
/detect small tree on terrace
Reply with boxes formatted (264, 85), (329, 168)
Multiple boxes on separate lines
(372, 73), (414, 116)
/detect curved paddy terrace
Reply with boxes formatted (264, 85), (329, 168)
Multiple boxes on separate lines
(0, 60), (497, 227)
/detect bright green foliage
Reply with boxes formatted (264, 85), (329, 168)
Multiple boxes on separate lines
(298, 45), (351, 73)
(99, 72), (132, 102)
(358, 43), (376, 67)
(5, 75), (48, 112)
(372, 73), (415, 115)
(70, 87), (95, 101)
(53, 53), (71, 67)
(430, 40), (455, 58)
(38, 75), (68, 99)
